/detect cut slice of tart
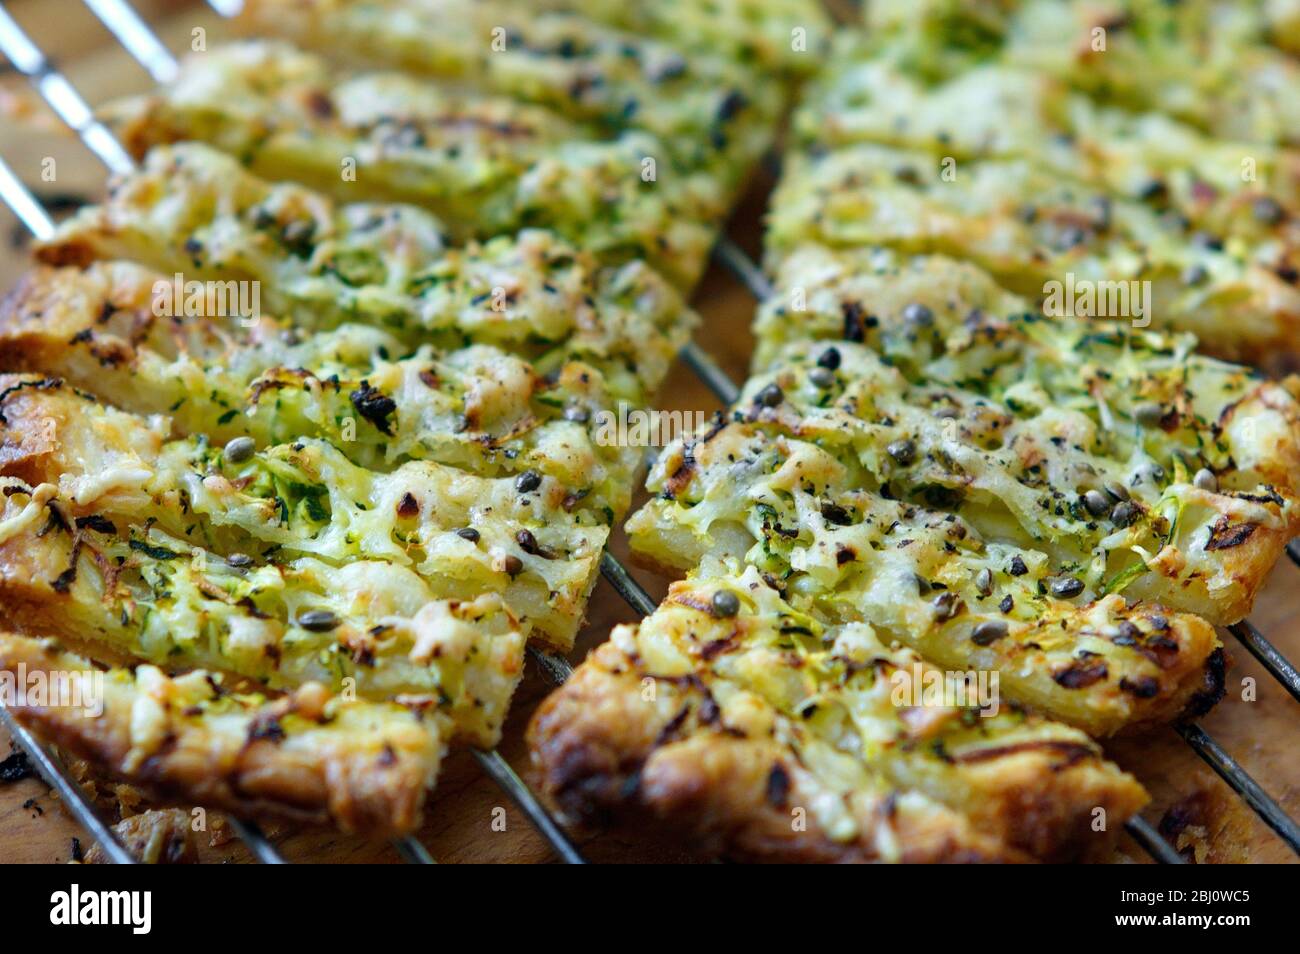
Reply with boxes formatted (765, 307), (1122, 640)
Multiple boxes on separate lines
(529, 568), (1148, 862)
(0, 373), (607, 651)
(0, 631), (442, 837)
(767, 143), (1300, 364)
(235, 0), (781, 186)
(0, 262), (652, 520)
(103, 43), (724, 288)
(0, 477), (524, 748)
(36, 144), (697, 393)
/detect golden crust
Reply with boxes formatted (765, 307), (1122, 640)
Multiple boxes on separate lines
(529, 572), (1149, 862)
(0, 632), (443, 837)
(529, 641), (1031, 864)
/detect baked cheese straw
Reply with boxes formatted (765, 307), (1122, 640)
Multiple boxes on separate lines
(36, 144), (696, 397)
(0, 475), (523, 748)
(866, 0), (1300, 146)
(625, 254), (1300, 733)
(235, 0), (781, 187)
(751, 247), (1300, 595)
(797, 54), (1300, 238)
(787, 48), (1300, 364)
(529, 568), (1148, 862)
(0, 262), (652, 520)
(0, 374), (606, 651)
(0, 632), (442, 837)
(627, 416), (1225, 736)
(103, 43), (724, 289)
(766, 142), (1300, 364)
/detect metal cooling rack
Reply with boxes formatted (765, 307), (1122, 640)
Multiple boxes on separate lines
(0, 0), (1293, 866)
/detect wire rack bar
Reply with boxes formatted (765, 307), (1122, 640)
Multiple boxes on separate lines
(0, 154), (54, 239)
(0, 4), (134, 174)
(394, 835), (437, 864)
(206, 0), (244, 17)
(712, 235), (773, 300)
(599, 551), (658, 617)
(527, 645), (574, 685)
(227, 818), (286, 864)
(1227, 620), (1300, 704)
(83, 0), (180, 82)
(1177, 722), (1300, 854)
(680, 340), (741, 406)
(1124, 815), (1186, 865)
(0, 706), (136, 864)
(471, 749), (586, 864)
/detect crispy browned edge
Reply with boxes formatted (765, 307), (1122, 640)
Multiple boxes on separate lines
(529, 628), (1148, 863)
(0, 633), (439, 838)
(528, 643), (1025, 863)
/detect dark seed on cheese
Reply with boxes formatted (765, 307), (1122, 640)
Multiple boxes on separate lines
(1133, 402), (1165, 426)
(886, 439), (916, 465)
(223, 436), (256, 463)
(456, 527), (480, 543)
(971, 620), (1008, 645)
(901, 302), (934, 329)
(1049, 576), (1085, 599)
(396, 492), (419, 518)
(756, 383), (784, 407)
(1120, 676), (1160, 698)
(298, 610), (341, 632)
(1111, 501), (1140, 527)
(502, 555), (524, 576)
(515, 470), (542, 493)
(1008, 555), (1028, 576)
(1112, 621), (1140, 645)
(816, 347), (841, 370)
(1082, 490), (1110, 516)
(711, 590), (740, 617)
(1193, 468), (1218, 492)
(516, 529), (544, 556)
(1104, 482), (1130, 502)
(226, 553), (254, 568)
(931, 591), (960, 620)
(820, 502), (851, 525)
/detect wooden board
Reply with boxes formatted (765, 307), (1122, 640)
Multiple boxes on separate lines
(0, 0), (1295, 864)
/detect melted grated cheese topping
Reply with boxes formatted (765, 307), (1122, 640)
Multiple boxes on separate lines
(104, 44), (727, 288)
(238, 0), (782, 182)
(41, 144), (696, 391)
(627, 248), (1300, 732)
(866, 0), (1300, 146)
(767, 142), (1300, 362)
(582, 567), (1143, 850)
(0, 482), (523, 748)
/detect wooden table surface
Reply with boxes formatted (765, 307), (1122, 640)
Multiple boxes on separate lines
(0, 0), (1294, 864)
